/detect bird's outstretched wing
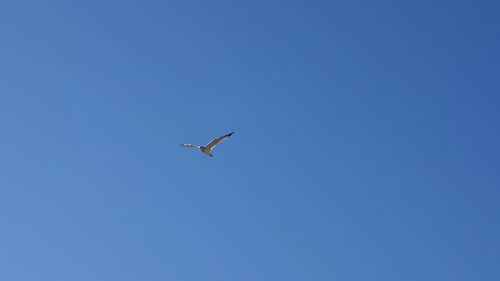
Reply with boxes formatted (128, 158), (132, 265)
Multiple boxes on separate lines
(205, 132), (234, 151)
(180, 144), (200, 149)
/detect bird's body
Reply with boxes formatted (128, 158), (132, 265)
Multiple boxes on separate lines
(181, 132), (234, 157)
(199, 146), (213, 157)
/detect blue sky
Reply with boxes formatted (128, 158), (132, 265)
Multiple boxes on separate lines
(1, 1), (499, 280)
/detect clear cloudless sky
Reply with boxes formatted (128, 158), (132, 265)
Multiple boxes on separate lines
(1, 1), (499, 280)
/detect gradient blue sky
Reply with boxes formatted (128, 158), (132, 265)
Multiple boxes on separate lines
(1, 1), (499, 280)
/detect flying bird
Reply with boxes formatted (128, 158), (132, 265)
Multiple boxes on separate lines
(180, 132), (234, 157)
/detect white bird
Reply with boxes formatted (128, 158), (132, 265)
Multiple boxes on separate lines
(180, 132), (234, 157)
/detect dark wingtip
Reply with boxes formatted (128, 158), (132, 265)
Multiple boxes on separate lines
(229, 131), (234, 136)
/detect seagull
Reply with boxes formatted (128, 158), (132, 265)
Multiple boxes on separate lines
(180, 132), (234, 157)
